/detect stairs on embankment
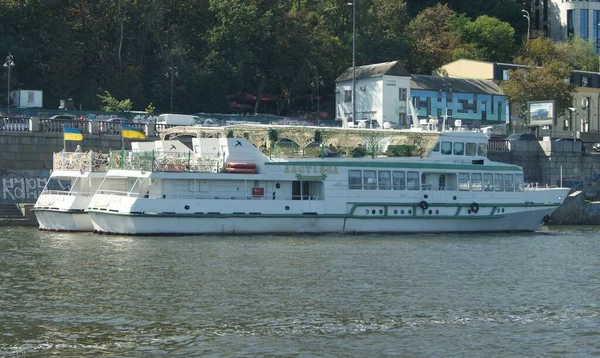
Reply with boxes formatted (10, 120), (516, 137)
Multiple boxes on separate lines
(0, 203), (38, 227)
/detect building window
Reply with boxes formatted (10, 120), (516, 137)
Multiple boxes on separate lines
(28, 92), (34, 103)
(595, 10), (600, 53)
(567, 10), (574, 37)
(502, 70), (510, 80)
(399, 88), (407, 101)
(344, 90), (351, 103)
(582, 76), (589, 87)
(581, 9), (589, 40)
(399, 113), (407, 125)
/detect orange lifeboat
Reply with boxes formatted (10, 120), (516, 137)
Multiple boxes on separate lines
(226, 162), (257, 170)
(225, 162), (257, 174)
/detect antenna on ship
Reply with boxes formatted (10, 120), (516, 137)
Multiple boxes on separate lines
(441, 108), (448, 133)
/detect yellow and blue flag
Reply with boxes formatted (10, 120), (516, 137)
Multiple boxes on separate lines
(122, 124), (146, 139)
(63, 126), (83, 141)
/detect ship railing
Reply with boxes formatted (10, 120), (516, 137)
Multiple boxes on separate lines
(108, 150), (223, 173)
(53, 151), (110, 172)
(39, 190), (94, 197)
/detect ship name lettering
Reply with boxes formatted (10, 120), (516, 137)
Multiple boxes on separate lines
(284, 165), (338, 175)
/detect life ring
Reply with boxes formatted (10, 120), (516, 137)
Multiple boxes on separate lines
(419, 201), (428, 210)
(470, 202), (479, 214)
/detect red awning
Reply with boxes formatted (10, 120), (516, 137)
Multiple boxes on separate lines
(226, 92), (257, 102)
(228, 102), (253, 110)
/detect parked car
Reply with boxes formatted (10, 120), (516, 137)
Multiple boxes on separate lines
(593, 143), (600, 153)
(507, 133), (537, 141)
(555, 137), (586, 153)
(48, 114), (76, 121)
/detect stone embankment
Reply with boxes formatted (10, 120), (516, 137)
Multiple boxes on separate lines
(0, 203), (37, 227)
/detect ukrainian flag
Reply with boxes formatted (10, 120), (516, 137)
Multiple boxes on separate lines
(63, 126), (83, 141)
(122, 124), (146, 139)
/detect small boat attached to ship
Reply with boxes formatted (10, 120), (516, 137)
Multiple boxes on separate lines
(85, 121), (570, 235)
(32, 150), (109, 232)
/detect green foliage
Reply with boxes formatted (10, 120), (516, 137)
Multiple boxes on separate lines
(555, 37), (599, 71)
(97, 91), (133, 112)
(502, 37), (575, 120)
(453, 15), (515, 62)
(145, 102), (156, 114)
(268, 128), (279, 146)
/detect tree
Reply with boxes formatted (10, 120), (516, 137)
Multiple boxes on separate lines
(501, 38), (575, 122)
(453, 15), (515, 63)
(97, 91), (133, 112)
(555, 36), (599, 72)
(405, 4), (460, 74)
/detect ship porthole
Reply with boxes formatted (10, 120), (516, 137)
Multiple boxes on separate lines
(372, 209), (376, 215)
(184, 205), (190, 210)
(424, 194), (428, 199)
(276, 183), (281, 189)
(435, 210), (439, 215)
(453, 196), (457, 200)
(394, 209), (398, 214)
(408, 210), (412, 215)
(428, 209), (432, 214)
(365, 209), (369, 214)
(285, 206), (290, 211)
(401, 210), (405, 215)
(379, 209), (383, 214)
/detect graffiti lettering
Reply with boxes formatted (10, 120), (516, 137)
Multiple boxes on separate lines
(1, 169), (49, 202)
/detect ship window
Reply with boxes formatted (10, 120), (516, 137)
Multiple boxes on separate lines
(392, 171), (406, 190)
(441, 141), (452, 155)
(348, 170), (362, 189)
(494, 174), (504, 191)
(505, 174), (514, 192)
(459, 173), (470, 191)
(515, 174), (524, 191)
(407, 171), (420, 190)
(432, 142), (440, 152)
(483, 173), (493, 191)
(364, 170), (377, 190)
(344, 90), (352, 103)
(465, 143), (477, 156)
(378, 171), (391, 190)
(453, 142), (465, 155)
(471, 173), (482, 191)
(477, 143), (487, 157)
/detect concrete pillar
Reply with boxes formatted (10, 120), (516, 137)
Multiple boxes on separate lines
(29, 117), (40, 132)
(146, 123), (156, 138)
(89, 120), (99, 134)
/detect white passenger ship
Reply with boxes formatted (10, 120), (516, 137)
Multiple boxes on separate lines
(85, 123), (570, 235)
(33, 151), (109, 231)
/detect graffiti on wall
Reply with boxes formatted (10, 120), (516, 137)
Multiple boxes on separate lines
(0, 169), (50, 202)
(558, 172), (600, 190)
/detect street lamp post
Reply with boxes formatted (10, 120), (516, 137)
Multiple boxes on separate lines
(166, 66), (178, 113)
(522, 10), (530, 41)
(3, 52), (15, 113)
(312, 75), (323, 125)
(347, 1), (356, 126)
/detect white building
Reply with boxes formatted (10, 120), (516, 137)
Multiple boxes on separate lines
(532, 0), (600, 53)
(335, 61), (411, 128)
(10, 89), (43, 108)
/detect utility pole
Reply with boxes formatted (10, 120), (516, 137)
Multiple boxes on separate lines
(347, 1), (356, 126)
(3, 52), (15, 113)
(166, 66), (178, 113)
(522, 10), (530, 41)
(312, 75), (323, 126)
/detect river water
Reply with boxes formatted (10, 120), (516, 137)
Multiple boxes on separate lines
(0, 226), (598, 357)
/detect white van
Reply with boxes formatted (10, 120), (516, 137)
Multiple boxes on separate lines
(156, 114), (202, 126)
